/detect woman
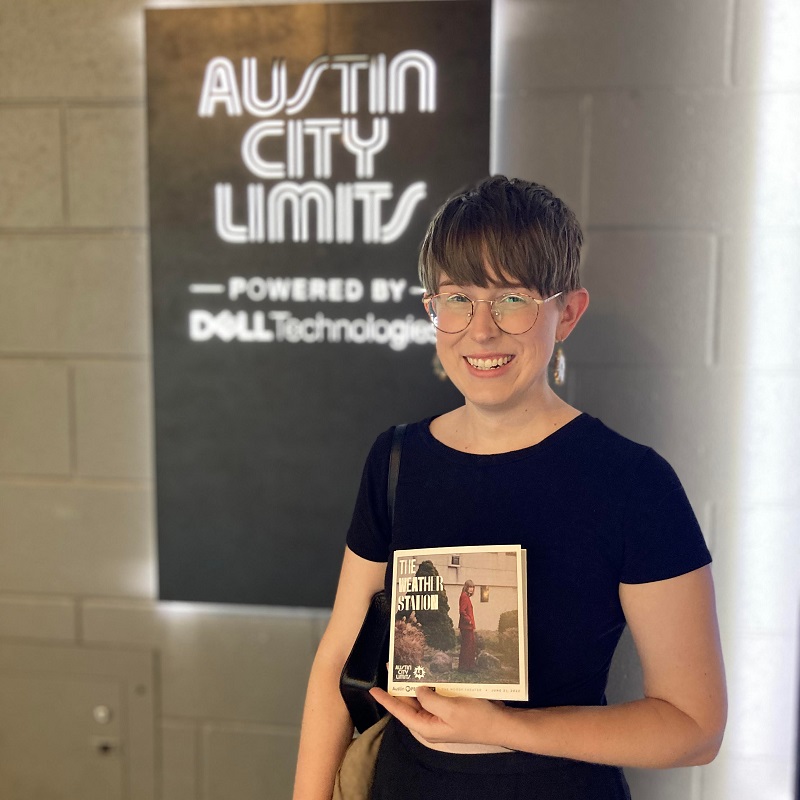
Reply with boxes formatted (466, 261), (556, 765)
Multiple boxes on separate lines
(457, 580), (477, 672)
(294, 176), (726, 799)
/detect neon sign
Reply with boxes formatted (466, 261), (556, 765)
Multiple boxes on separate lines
(197, 51), (437, 244)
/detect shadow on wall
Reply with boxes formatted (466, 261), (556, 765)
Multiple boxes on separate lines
(543, 4), (778, 798)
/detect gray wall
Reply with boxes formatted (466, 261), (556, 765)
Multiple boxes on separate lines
(1, 1), (798, 799)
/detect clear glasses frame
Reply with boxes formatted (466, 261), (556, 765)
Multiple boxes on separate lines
(422, 290), (563, 335)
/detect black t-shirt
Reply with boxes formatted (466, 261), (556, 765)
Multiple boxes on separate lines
(346, 414), (711, 710)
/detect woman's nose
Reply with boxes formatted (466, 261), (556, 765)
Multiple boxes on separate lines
(469, 300), (499, 339)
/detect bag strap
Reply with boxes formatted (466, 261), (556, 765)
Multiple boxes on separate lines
(387, 424), (406, 526)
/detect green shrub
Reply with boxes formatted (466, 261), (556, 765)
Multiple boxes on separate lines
(393, 617), (425, 666)
(498, 626), (519, 666)
(498, 609), (518, 634)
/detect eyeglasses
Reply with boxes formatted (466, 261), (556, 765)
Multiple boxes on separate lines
(422, 291), (563, 335)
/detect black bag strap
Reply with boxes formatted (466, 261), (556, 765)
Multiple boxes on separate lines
(387, 424), (406, 526)
(340, 424), (407, 733)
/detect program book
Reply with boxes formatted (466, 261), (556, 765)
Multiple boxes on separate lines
(388, 544), (528, 701)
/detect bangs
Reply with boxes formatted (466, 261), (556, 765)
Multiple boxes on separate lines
(418, 176), (583, 298)
(419, 200), (557, 296)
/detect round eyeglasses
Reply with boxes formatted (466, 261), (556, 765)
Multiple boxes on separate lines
(423, 291), (563, 335)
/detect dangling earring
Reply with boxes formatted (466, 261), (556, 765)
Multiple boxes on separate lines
(432, 352), (448, 381)
(552, 340), (566, 386)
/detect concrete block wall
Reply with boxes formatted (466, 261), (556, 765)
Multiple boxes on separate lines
(1, 1), (798, 799)
(492, 1), (800, 798)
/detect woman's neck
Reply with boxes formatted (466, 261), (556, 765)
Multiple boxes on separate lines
(431, 393), (581, 455)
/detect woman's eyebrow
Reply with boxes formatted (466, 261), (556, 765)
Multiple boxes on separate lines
(438, 281), (527, 291)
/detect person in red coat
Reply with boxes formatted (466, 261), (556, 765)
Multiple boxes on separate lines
(458, 579), (477, 672)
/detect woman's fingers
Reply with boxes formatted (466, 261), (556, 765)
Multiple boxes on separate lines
(371, 686), (505, 745)
(370, 687), (445, 734)
(369, 687), (422, 717)
(413, 686), (447, 714)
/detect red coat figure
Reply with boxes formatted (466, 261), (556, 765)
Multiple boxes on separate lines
(458, 580), (477, 672)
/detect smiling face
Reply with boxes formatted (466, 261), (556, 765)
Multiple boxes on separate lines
(434, 272), (563, 414)
(419, 177), (588, 418)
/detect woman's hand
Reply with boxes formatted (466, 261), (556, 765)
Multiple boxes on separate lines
(370, 686), (508, 745)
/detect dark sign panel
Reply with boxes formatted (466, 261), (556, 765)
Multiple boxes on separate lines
(146, 2), (491, 607)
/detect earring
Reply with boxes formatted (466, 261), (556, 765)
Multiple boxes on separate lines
(552, 340), (566, 386)
(432, 352), (448, 381)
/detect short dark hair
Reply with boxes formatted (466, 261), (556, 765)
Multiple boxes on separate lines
(418, 175), (583, 297)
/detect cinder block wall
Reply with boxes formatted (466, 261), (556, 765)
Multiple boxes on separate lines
(1, 2), (798, 799)
(492, 2), (800, 798)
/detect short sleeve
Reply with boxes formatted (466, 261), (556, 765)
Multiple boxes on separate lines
(345, 428), (394, 562)
(620, 448), (712, 584)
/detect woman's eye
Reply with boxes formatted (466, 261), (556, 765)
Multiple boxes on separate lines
(499, 294), (528, 306)
(446, 294), (472, 305)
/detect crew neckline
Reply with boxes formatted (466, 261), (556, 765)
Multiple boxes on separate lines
(420, 412), (593, 465)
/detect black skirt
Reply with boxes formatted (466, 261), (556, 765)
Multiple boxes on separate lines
(370, 718), (632, 800)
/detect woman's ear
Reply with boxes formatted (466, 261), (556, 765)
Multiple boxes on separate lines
(557, 288), (590, 340)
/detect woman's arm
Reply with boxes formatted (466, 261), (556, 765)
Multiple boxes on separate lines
(293, 547), (387, 800)
(372, 565), (727, 768)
